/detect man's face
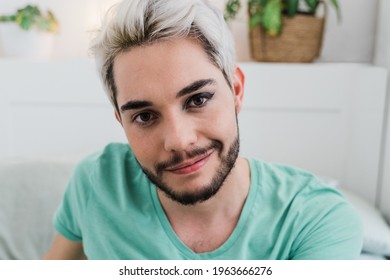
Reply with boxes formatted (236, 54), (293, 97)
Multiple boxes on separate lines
(113, 38), (244, 205)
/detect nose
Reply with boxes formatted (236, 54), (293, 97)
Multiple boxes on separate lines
(163, 114), (198, 152)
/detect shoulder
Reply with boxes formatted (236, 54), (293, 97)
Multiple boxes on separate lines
(250, 158), (355, 213)
(78, 142), (133, 167)
(75, 143), (135, 176)
(67, 143), (139, 195)
(249, 159), (363, 259)
(249, 159), (333, 197)
(54, 143), (144, 242)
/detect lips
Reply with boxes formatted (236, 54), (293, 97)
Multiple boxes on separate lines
(165, 150), (213, 175)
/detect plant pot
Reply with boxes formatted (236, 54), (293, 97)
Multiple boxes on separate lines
(249, 14), (325, 63)
(0, 23), (55, 59)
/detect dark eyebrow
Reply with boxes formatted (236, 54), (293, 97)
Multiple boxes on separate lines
(120, 79), (216, 113)
(120, 100), (153, 113)
(176, 79), (216, 98)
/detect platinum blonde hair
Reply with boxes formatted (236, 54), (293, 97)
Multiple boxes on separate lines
(90, 0), (236, 113)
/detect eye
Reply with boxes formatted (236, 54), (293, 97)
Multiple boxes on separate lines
(185, 92), (215, 109)
(132, 111), (157, 126)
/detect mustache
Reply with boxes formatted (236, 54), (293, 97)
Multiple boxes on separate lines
(155, 140), (222, 175)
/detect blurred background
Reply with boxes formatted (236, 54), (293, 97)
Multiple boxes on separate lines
(0, 0), (387, 64)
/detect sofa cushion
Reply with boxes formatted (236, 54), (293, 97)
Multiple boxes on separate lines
(0, 158), (74, 259)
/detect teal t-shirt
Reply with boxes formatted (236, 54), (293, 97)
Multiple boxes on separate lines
(54, 143), (363, 259)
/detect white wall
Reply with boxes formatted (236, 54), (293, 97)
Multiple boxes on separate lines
(0, 0), (379, 62)
(374, 0), (390, 222)
(318, 0), (378, 63)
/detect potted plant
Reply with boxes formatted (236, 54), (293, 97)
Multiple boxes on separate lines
(0, 5), (59, 58)
(225, 0), (340, 62)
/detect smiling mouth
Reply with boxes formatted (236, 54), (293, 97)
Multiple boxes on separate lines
(165, 150), (214, 175)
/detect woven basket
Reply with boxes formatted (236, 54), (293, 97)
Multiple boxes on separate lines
(249, 14), (325, 63)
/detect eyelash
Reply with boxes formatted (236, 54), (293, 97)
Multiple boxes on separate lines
(131, 92), (215, 127)
(184, 92), (215, 110)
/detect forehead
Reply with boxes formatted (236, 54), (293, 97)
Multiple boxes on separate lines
(113, 38), (224, 104)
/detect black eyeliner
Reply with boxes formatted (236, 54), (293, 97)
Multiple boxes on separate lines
(183, 92), (215, 110)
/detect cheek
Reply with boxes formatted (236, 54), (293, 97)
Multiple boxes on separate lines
(217, 119), (238, 150)
(122, 126), (160, 167)
(208, 102), (238, 138)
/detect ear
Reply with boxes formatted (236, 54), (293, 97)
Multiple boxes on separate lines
(115, 110), (122, 125)
(232, 66), (245, 113)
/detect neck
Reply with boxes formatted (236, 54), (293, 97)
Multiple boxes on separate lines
(157, 157), (251, 223)
(157, 157), (251, 253)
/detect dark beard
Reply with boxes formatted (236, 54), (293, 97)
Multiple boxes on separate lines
(141, 135), (240, 205)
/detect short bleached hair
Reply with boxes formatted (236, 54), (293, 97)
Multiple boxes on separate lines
(90, 0), (236, 113)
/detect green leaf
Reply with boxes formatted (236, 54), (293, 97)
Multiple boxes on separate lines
(330, 0), (340, 10)
(224, 0), (241, 21)
(330, 0), (342, 21)
(248, 0), (261, 16)
(286, 0), (299, 16)
(17, 16), (33, 30)
(263, 0), (282, 36)
(0, 15), (16, 22)
(15, 5), (41, 31)
(260, 0), (268, 6)
(6, 4), (59, 32)
(249, 13), (263, 29)
(304, 0), (319, 13)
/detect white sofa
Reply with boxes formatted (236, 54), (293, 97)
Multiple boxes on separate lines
(0, 158), (75, 259)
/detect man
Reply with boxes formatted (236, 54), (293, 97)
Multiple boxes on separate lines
(44, 0), (363, 259)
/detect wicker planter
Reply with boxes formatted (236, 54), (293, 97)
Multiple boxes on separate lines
(249, 14), (325, 63)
